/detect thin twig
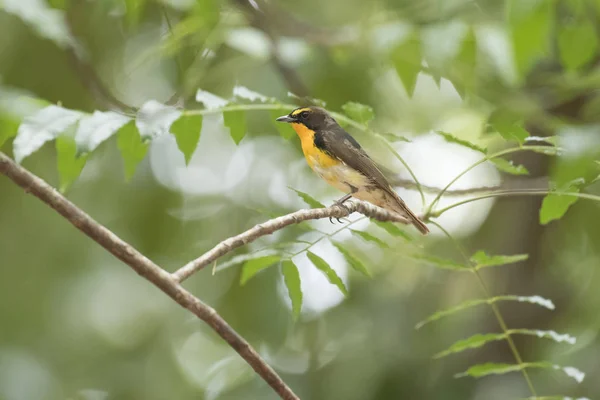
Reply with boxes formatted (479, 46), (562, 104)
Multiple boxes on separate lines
(173, 201), (410, 283)
(388, 176), (549, 196)
(0, 152), (299, 400)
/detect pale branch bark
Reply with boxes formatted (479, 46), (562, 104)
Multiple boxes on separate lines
(173, 201), (410, 283)
(0, 152), (299, 400)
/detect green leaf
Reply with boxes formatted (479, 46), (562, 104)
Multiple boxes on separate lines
(488, 110), (529, 143)
(372, 220), (413, 241)
(379, 132), (411, 143)
(270, 110), (295, 140)
(240, 255), (281, 285)
(558, 20), (598, 71)
(136, 100), (182, 140)
(392, 32), (422, 97)
(170, 114), (203, 165)
(470, 251), (528, 269)
(508, 0), (553, 81)
(452, 27), (477, 96)
(540, 185), (581, 225)
(123, 0), (146, 27)
(74, 111), (131, 154)
(407, 253), (468, 271)
(287, 92), (327, 108)
(436, 131), (486, 154)
(529, 146), (560, 156)
(289, 187), (325, 208)
(457, 361), (584, 382)
(195, 89), (228, 109)
(307, 251), (348, 296)
(509, 329), (576, 345)
(435, 333), (507, 358)
(213, 250), (280, 273)
(55, 135), (87, 193)
(341, 102), (374, 125)
(416, 295), (555, 329)
(281, 260), (302, 320)
(456, 362), (552, 379)
(13, 105), (83, 163)
(223, 111), (246, 144)
(1, 0), (77, 48)
(0, 114), (19, 148)
(332, 242), (370, 277)
(117, 121), (148, 181)
(233, 85), (273, 103)
(351, 229), (389, 248)
(491, 158), (529, 175)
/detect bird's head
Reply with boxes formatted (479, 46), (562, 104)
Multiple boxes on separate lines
(276, 106), (336, 131)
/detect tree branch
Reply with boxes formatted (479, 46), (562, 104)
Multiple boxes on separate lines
(0, 152), (299, 400)
(173, 200), (409, 283)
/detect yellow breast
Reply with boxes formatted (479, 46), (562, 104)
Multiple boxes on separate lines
(291, 123), (340, 169)
(291, 123), (370, 193)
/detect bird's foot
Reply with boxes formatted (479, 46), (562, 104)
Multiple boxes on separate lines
(329, 198), (352, 224)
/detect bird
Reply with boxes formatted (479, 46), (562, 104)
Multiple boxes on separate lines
(276, 106), (429, 235)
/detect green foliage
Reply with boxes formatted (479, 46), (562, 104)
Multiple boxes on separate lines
(470, 251), (528, 269)
(407, 253), (468, 271)
(75, 111), (131, 155)
(508, 0), (553, 81)
(456, 362), (543, 379)
(240, 255), (281, 285)
(435, 333), (506, 358)
(55, 136), (87, 193)
(491, 158), (529, 175)
(392, 32), (421, 97)
(290, 188), (325, 208)
(436, 329), (575, 359)
(332, 242), (370, 277)
(416, 295), (555, 329)
(0, 0), (77, 48)
(223, 111), (247, 144)
(0, 114), (19, 148)
(379, 132), (411, 143)
(136, 101), (182, 140)
(488, 110), (529, 143)
(436, 131), (486, 154)
(307, 251), (348, 296)
(351, 229), (389, 248)
(452, 27), (477, 95)
(13, 105), (83, 163)
(372, 220), (413, 241)
(171, 114), (203, 165)
(558, 20), (598, 72)
(281, 260), (302, 320)
(341, 102), (374, 125)
(117, 121), (148, 181)
(540, 181), (583, 224)
(457, 362), (584, 383)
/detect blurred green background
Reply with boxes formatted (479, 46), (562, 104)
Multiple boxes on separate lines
(1, 0), (600, 399)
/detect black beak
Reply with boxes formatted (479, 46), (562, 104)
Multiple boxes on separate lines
(276, 115), (296, 123)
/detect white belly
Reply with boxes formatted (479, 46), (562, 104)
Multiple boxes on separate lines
(308, 157), (371, 193)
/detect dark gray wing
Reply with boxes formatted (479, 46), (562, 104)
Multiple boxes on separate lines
(319, 127), (394, 192)
(319, 127), (430, 234)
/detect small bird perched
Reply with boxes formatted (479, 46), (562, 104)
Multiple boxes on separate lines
(276, 106), (429, 235)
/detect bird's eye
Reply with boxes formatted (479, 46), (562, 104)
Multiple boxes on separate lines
(300, 111), (309, 119)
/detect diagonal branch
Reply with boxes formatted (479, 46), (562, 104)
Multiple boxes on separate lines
(173, 201), (410, 283)
(0, 152), (299, 400)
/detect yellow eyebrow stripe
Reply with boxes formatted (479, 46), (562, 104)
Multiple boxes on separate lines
(291, 107), (311, 116)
